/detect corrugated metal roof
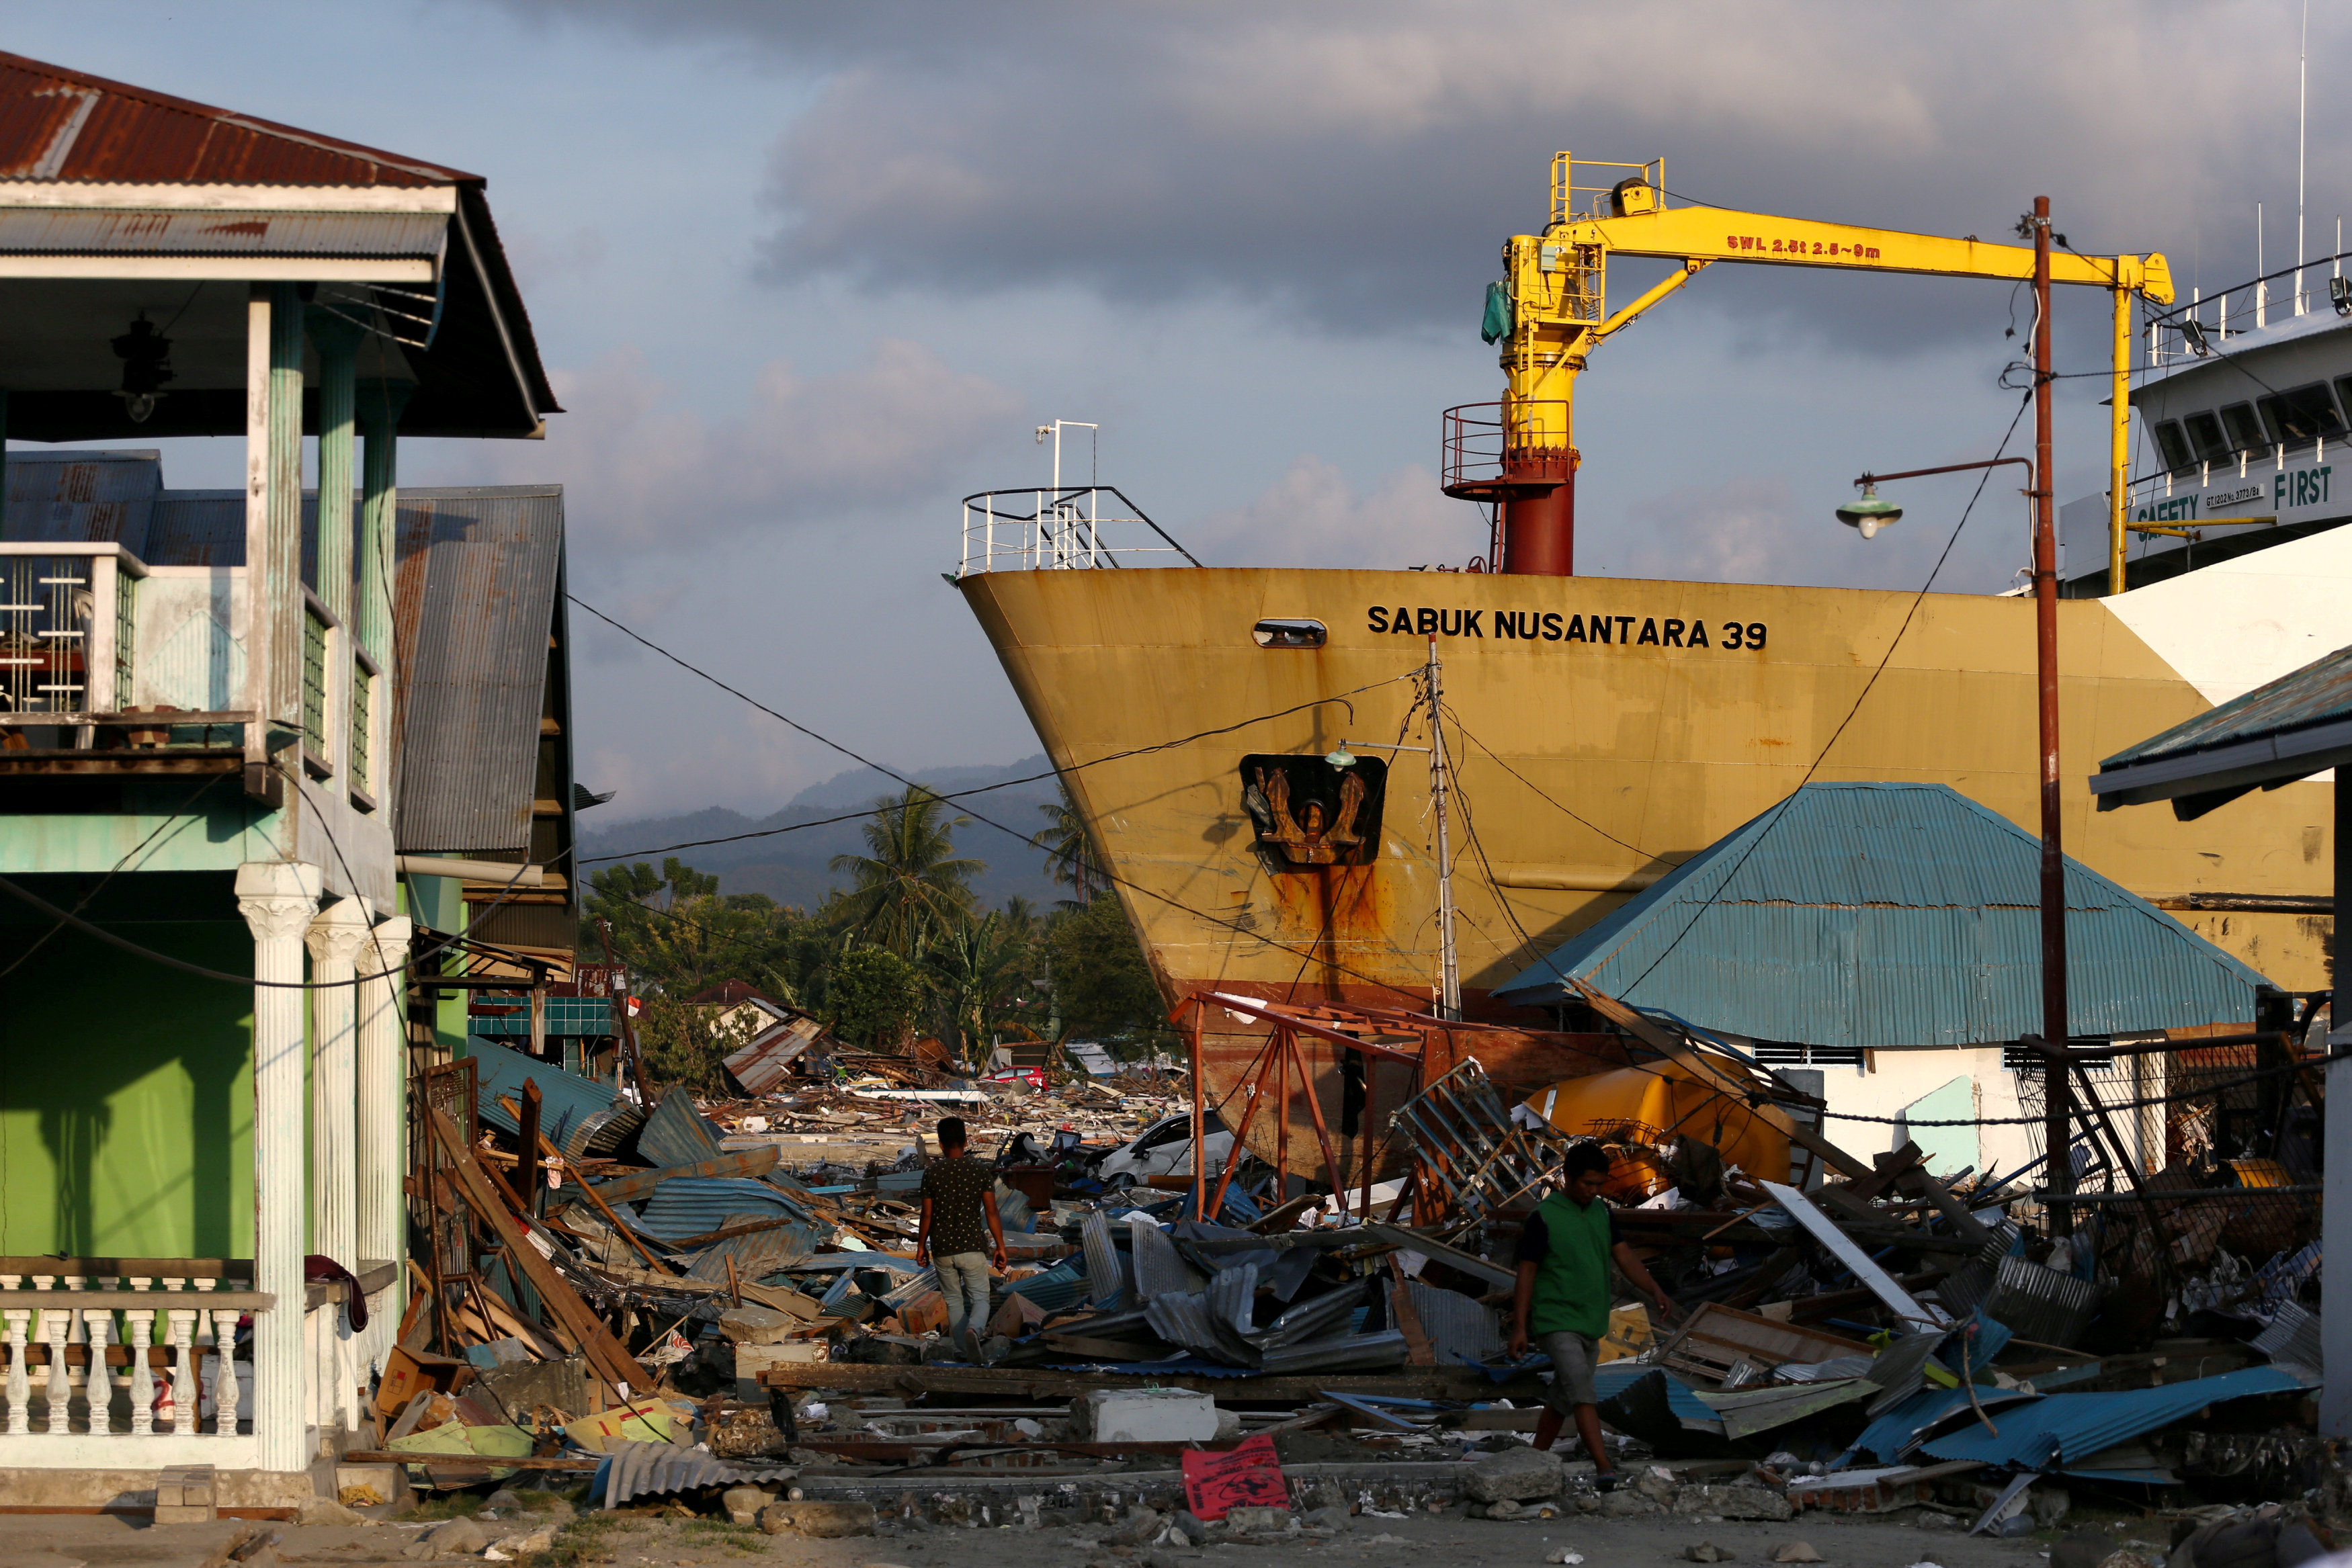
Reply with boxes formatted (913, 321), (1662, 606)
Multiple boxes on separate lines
(464, 1037), (642, 1160)
(3, 449), (160, 550)
(1003, 1259), (1087, 1314)
(0, 207), (448, 259)
(1405, 1280), (1502, 1365)
(724, 1014), (830, 1097)
(2105, 643), (2352, 768)
(1851, 1383), (2041, 1463)
(1920, 1364), (2312, 1470)
(390, 486), (565, 855)
(0, 50), (469, 186)
(1129, 1215), (1206, 1299)
(1494, 783), (2272, 1046)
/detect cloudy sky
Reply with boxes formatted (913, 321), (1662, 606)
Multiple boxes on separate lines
(9, 1), (2343, 822)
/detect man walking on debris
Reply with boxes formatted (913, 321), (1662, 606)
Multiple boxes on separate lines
(918, 1116), (1009, 1361)
(1509, 1141), (1679, 1488)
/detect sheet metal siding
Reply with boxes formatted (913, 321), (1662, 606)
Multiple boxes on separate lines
(0, 208), (448, 259)
(390, 488), (564, 855)
(635, 1091), (725, 1171)
(679, 1222), (827, 1282)
(0, 52), (468, 185)
(1497, 783), (2269, 1046)
(2105, 642), (2352, 767)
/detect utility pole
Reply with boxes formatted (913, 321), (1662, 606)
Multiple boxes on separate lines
(2031, 195), (2074, 1235)
(1427, 636), (1460, 1020)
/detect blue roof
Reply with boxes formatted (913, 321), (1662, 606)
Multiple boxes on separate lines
(2104, 642), (2352, 769)
(1493, 783), (2272, 1046)
(2093, 642), (2352, 811)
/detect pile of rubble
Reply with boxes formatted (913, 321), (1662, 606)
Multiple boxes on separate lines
(358, 993), (2330, 1559)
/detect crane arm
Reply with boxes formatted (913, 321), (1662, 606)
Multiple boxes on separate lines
(1567, 204), (2173, 303)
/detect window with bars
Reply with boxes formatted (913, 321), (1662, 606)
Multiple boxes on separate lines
(301, 591), (334, 777)
(349, 650), (377, 804)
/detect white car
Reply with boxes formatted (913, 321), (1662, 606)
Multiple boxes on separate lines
(1095, 1109), (1234, 1187)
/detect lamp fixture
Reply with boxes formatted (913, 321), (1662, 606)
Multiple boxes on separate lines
(1835, 481), (1903, 539)
(1324, 743), (1357, 769)
(110, 312), (175, 424)
(2180, 316), (2213, 354)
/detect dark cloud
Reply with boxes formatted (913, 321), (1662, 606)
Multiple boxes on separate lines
(492, 0), (2344, 350)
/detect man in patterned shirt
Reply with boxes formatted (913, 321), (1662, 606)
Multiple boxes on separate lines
(918, 1117), (1008, 1360)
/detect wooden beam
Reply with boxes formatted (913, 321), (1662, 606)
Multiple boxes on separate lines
(755, 1360), (1546, 1403)
(426, 1107), (650, 1391)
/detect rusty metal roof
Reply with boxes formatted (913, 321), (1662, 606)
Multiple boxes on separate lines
(0, 206), (450, 260)
(2093, 641), (2352, 814)
(390, 485), (566, 857)
(1, 447), (160, 548)
(0, 51), (474, 186)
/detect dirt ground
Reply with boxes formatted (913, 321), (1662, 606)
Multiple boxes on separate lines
(0, 1502), (2161, 1568)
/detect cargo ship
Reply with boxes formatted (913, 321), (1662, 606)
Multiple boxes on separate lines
(953, 161), (2347, 1156)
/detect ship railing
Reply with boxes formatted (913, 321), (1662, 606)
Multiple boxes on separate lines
(958, 486), (1201, 576)
(2146, 248), (2352, 366)
(1441, 401), (1572, 496)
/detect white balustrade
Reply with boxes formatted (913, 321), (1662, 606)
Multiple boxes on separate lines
(0, 1266), (271, 1448)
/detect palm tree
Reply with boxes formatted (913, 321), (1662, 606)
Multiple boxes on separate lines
(830, 785), (983, 957)
(1032, 785), (1105, 906)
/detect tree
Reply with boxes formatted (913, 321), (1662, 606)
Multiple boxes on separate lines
(1046, 893), (1171, 1048)
(584, 857), (784, 997)
(1032, 785), (1105, 906)
(827, 946), (927, 1047)
(830, 786), (983, 957)
(634, 992), (754, 1094)
(925, 910), (1037, 1070)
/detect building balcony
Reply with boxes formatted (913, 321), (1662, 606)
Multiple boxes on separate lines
(0, 542), (249, 777)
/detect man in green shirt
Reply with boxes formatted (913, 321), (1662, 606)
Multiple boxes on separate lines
(1507, 1141), (1679, 1487)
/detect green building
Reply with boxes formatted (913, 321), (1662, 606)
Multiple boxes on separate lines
(0, 50), (570, 1495)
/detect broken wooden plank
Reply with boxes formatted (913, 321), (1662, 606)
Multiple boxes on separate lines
(754, 1360), (1547, 1403)
(427, 1107), (652, 1391)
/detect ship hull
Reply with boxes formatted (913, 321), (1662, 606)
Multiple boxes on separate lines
(961, 561), (2337, 1168)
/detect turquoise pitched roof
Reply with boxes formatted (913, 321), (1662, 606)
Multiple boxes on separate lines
(1493, 782), (2271, 1047)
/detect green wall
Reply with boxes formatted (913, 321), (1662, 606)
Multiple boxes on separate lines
(0, 883), (257, 1258)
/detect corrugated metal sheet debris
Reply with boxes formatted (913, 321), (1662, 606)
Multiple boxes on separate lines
(1144, 1284), (1243, 1365)
(624, 1179), (812, 1244)
(1921, 1365), (2314, 1471)
(1004, 1260), (1086, 1315)
(1976, 1255), (2101, 1350)
(466, 1038), (640, 1159)
(1695, 1378), (1876, 1439)
(725, 1014), (830, 1096)
(678, 1221), (828, 1283)
(0, 208), (448, 259)
(1129, 1215), (1205, 1299)
(1246, 1277), (1367, 1350)
(2251, 1301), (2323, 1376)
(593, 1438), (795, 1510)
(1405, 1280), (1501, 1365)
(1255, 1329), (1408, 1376)
(1493, 782), (2269, 1045)
(636, 1090), (725, 1171)
(1082, 1210), (1124, 1307)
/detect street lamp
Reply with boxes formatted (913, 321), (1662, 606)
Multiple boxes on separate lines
(1837, 195), (2072, 1231)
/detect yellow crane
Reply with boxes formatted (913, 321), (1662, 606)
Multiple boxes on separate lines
(1452, 154), (2175, 589)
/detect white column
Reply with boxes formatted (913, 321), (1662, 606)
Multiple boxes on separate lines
(306, 896), (370, 1437)
(358, 913), (413, 1373)
(237, 860), (321, 1473)
(305, 899), (370, 1269)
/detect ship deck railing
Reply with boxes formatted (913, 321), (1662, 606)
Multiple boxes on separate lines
(958, 486), (1200, 576)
